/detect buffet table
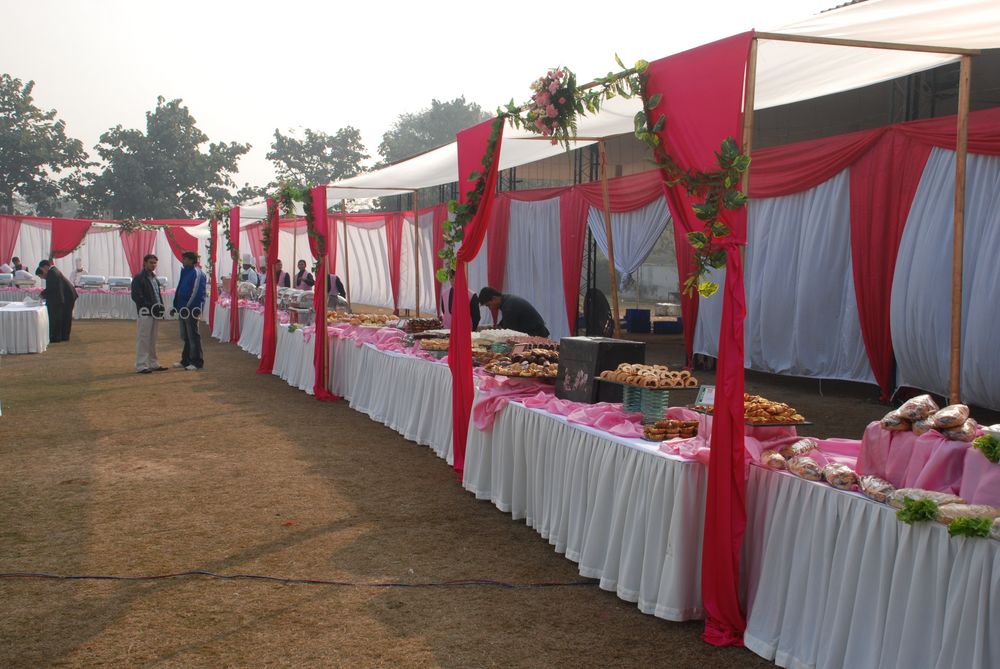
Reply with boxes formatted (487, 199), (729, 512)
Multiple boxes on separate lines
(238, 308), (264, 357)
(743, 465), (1000, 669)
(0, 302), (49, 354)
(0, 287), (175, 320)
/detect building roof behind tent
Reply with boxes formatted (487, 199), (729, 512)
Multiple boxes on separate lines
(326, 0), (1000, 198)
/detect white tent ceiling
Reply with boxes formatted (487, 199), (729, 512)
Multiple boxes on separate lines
(324, 0), (1000, 199)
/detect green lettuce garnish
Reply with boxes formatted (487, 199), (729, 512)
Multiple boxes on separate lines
(947, 517), (993, 538)
(972, 434), (1000, 463)
(896, 497), (939, 524)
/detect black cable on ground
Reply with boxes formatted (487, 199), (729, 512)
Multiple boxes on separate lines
(0, 571), (598, 589)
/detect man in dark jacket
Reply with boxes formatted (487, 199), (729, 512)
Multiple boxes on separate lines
(172, 251), (207, 370)
(36, 260), (77, 342)
(131, 254), (167, 374)
(478, 286), (549, 338)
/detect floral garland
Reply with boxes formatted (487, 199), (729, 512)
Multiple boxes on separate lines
(271, 181), (325, 272)
(118, 218), (165, 234)
(262, 198), (278, 254)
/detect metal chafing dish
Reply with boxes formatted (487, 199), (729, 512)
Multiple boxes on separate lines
(0, 273), (13, 286)
(78, 275), (106, 288)
(108, 276), (132, 290)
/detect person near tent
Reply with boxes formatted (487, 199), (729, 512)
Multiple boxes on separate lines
(130, 254), (167, 374)
(240, 254), (260, 287)
(440, 280), (481, 331)
(172, 251), (207, 371)
(478, 286), (549, 338)
(12, 256), (24, 272)
(70, 258), (86, 286)
(273, 259), (290, 288)
(36, 260), (77, 342)
(294, 259), (314, 290)
(325, 271), (348, 311)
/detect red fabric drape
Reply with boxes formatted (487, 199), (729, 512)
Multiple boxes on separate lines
(646, 31), (753, 647)
(257, 200), (280, 375)
(246, 223), (264, 268)
(228, 208), (241, 343)
(432, 204), (448, 316)
(576, 170), (665, 211)
(385, 213), (404, 315)
(209, 220), (218, 331)
(119, 229), (158, 276)
(449, 118), (504, 474)
(849, 133), (932, 400)
(164, 226), (198, 262)
(486, 195), (511, 291)
(559, 191), (589, 335)
(0, 215), (21, 265)
(310, 187), (339, 402)
(50, 219), (92, 258)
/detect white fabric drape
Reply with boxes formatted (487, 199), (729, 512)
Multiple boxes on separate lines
(343, 224), (393, 310)
(694, 172), (874, 384)
(892, 148), (1000, 409)
(11, 222), (50, 283)
(396, 213), (436, 313)
(586, 198), (671, 290)
(504, 199), (570, 339)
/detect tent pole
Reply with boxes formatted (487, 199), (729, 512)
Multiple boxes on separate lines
(949, 55), (971, 404)
(598, 140), (621, 338)
(341, 199), (352, 311)
(413, 190), (421, 318)
(293, 221), (298, 285)
(741, 36), (758, 265)
(753, 31), (979, 56)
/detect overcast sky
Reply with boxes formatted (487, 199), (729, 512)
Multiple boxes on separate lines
(2, 0), (837, 189)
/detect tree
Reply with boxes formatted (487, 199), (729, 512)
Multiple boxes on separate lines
(266, 127), (368, 189)
(377, 96), (490, 164)
(80, 97), (250, 219)
(0, 73), (88, 214)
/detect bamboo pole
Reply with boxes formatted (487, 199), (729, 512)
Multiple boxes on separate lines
(598, 140), (621, 338)
(949, 55), (972, 404)
(740, 37), (759, 268)
(413, 190), (421, 317)
(341, 199), (352, 311)
(755, 31), (979, 56)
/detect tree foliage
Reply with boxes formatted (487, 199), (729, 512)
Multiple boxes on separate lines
(377, 96), (489, 164)
(0, 73), (88, 215)
(266, 127), (368, 189)
(80, 97), (250, 219)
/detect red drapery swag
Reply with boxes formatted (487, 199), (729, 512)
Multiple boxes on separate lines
(0, 215), (21, 266)
(119, 229), (158, 276)
(385, 213), (404, 315)
(246, 224), (265, 269)
(164, 226), (198, 262)
(486, 196), (511, 291)
(257, 199), (280, 375)
(431, 204), (448, 317)
(310, 186), (339, 402)
(645, 31), (754, 647)
(209, 220), (219, 331)
(449, 118), (504, 474)
(228, 208), (241, 343)
(50, 219), (92, 259)
(558, 192), (589, 335)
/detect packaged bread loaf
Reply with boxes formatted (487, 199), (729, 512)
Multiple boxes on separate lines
(787, 456), (822, 481)
(887, 488), (965, 509)
(760, 450), (786, 470)
(942, 419), (978, 442)
(898, 394), (940, 421)
(880, 410), (911, 432)
(859, 475), (895, 503)
(778, 438), (817, 459)
(822, 463), (859, 491)
(932, 404), (970, 430)
(934, 503), (1000, 525)
(911, 416), (936, 436)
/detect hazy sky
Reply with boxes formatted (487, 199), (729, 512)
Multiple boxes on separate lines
(1, 0), (837, 189)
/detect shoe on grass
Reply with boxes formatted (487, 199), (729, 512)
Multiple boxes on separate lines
(137, 368), (152, 374)
(185, 364), (198, 371)
(172, 362), (185, 368)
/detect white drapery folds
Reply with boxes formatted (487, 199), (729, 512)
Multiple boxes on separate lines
(586, 198), (671, 291)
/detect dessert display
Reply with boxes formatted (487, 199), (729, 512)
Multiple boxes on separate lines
(859, 475), (895, 503)
(934, 503), (1000, 525)
(507, 336), (559, 350)
(598, 363), (699, 389)
(344, 313), (396, 327)
(760, 450), (787, 470)
(419, 339), (450, 352)
(642, 419), (698, 442)
(887, 488), (965, 509)
(511, 348), (559, 365)
(472, 350), (500, 367)
(403, 317), (442, 333)
(822, 463), (858, 490)
(778, 438), (816, 459)
(483, 358), (559, 379)
(693, 393), (807, 424)
(787, 456), (822, 481)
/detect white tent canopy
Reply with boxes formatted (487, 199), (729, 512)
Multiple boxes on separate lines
(324, 0), (1000, 200)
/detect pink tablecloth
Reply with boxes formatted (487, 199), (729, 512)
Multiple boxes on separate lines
(857, 421), (1000, 505)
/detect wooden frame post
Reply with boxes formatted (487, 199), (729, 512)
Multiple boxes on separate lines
(598, 140), (621, 337)
(413, 190), (421, 317)
(740, 37), (759, 265)
(341, 199), (352, 311)
(950, 55), (972, 404)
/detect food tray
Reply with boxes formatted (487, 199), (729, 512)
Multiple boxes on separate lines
(686, 404), (813, 427)
(596, 377), (700, 392)
(481, 370), (556, 383)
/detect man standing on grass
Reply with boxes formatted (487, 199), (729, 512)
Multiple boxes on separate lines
(36, 259), (77, 342)
(172, 251), (207, 371)
(130, 254), (167, 374)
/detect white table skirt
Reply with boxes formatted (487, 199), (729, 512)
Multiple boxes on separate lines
(0, 288), (168, 320)
(212, 303), (231, 342)
(272, 326), (315, 395)
(743, 465), (1000, 669)
(332, 341), (454, 464)
(238, 309), (263, 357)
(464, 401), (707, 622)
(0, 304), (49, 354)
